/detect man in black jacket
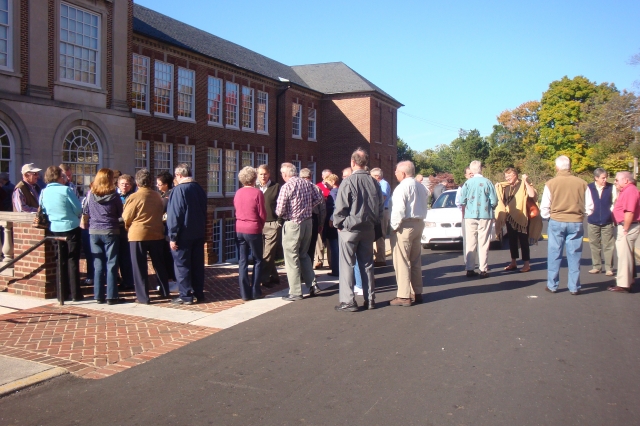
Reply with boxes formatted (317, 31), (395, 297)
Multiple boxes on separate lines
(257, 164), (281, 288)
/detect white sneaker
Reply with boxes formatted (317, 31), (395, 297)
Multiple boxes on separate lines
(354, 287), (363, 296)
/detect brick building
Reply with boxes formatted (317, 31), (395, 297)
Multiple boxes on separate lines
(0, 0), (401, 267)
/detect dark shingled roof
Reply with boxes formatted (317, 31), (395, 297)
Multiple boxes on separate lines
(132, 4), (311, 88)
(291, 62), (402, 105)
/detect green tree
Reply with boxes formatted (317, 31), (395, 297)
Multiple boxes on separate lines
(397, 137), (415, 162)
(449, 129), (490, 183)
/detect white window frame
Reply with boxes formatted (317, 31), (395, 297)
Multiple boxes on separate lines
(207, 147), (222, 197)
(308, 162), (316, 183)
(0, 0), (13, 71)
(241, 86), (254, 131)
(131, 54), (150, 113)
(292, 103), (302, 139)
(256, 152), (268, 166)
(207, 76), (223, 126)
(135, 140), (149, 173)
(224, 149), (239, 195)
(292, 160), (301, 173)
(256, 91), (268, 135)
(225, 82), (239, 129)
(177, 144), (195, 174)
(241, 151), (254, 168)
(59, 2), (101, 88)
(62, 127), (102, 197)
(154, 60), (173, 118)
(177, 67), (195, 122)
(308, 108), (317, 141)
(0, 121), (15, 181)
(154, 142), (173, 175)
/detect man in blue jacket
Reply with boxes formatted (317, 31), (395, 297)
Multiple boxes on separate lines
(586, 168), (616, 276)
(167, 163), (208, 305)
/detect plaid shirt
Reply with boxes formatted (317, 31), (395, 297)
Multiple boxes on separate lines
(275, 176), (322, 224)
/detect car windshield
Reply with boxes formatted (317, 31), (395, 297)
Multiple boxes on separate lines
(432, 191), (457, 209)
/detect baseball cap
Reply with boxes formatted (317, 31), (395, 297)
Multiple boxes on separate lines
(21, 163), (41, 175)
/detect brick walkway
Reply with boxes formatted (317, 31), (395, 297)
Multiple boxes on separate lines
(0, 264), (291, 380)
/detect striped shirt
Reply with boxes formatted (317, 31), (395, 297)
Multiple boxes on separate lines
(275, 176), (323, 224)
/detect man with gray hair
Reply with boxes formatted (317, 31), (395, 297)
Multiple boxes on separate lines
(458, 160), (498, 278)
(586, 168), (617, 276)
(167, 163), (208, 305)
(389, 161), (428, 306)
(276, 163), (323, 301)
(370, 167), (391, 267)
(540, 155), (593, 295)
(333, 149), (384, 311)
(608, 171), (640, 293)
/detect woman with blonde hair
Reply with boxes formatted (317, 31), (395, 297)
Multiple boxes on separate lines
(83, 168), (123, 304)
(494, 168), (542, 273)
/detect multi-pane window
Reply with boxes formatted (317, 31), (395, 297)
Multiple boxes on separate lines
(177, 144), (194, 173)
(225, 82), (239, 128)
(154, 60), (173, 116)
(292, 103), (302, 138)
(241, 151), (254, 168)
(0, 0), (12, 70)
(207, 147), (222, 195)
(256, 152), (268, 166)
(224, 218), (238, 262)
(257, 91), (268, 134)
(178, 68), (195, 120)
(292, 160), (301, 173)
(135, 141), (149, 172)
(224, 149), (238, 193)
(132, 54), (149, 112)
(241, 87), (254, 130)
(207, 76), (222, 125)
(154, 142), (173, 175)
(0, 123), (11, 174)
(60, 3), (99, 86)
(308, 108), (317, 140)
(62, 127), (100, 197)
(308, 162), (317, 183)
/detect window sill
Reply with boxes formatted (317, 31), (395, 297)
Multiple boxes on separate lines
(241, 128), (255, 133)
(374, 141), (382, 144)
(292, 135), (302, 140)
(154, 113), (175, 121)
(256, 130), (269, 136)
(56, 79), (105, 93)
(225, 125), (240, 131)
(224, 191), (237, 197)
(208, 193), (223, 198)
(208, 121), (223, 128)
(178, 116), (196, 124)
(0, 67), (20, 77)
(308, 138), (317, 142)
(133, 109), (151, 116)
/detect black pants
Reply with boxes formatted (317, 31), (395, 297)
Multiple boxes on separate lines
(162, 239), (176, 280)
(507, 222), (530, 261)
(307, 213), (319, 261)
(171, 238), (205, 302)
(53, 227), (82, 300)
(130, 240), (170, 304)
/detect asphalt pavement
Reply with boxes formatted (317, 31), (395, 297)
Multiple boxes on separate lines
(0, 239), (639, 426)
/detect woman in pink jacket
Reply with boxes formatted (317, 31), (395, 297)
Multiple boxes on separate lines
(233, 167), (266, 301)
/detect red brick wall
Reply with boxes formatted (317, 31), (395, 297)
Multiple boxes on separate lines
(0, 225), (57, 298)
(19, 0), (28, 95)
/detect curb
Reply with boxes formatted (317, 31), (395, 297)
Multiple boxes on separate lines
(0, 367), (68, 398)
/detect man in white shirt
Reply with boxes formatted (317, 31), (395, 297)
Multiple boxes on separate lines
(389, 161), (429, 307)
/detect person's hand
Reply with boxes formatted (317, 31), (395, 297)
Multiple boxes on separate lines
(522, 174), (529, 184)
(170, 241), (178, 251)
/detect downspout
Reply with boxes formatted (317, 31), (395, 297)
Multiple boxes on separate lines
(276, 80), (291, 183)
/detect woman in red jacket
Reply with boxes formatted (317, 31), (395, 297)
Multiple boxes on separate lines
(233, 167), (266, 301)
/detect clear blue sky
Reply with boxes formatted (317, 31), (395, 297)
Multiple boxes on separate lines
(135, 0), (640, 153)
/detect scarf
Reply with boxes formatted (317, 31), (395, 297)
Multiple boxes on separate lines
(494, 180), (528, 234)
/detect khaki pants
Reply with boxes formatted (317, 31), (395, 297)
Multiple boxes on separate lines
(615, 223), (639, 289)
(314, 233), (325, 265)
(261, 221), (281, 283)
(587, 223), (615, 272)
(375, 208), (390, 263)
(282, 219), (316, 296)
(392, 219), (425, 298)
(465, 218), (491, 272)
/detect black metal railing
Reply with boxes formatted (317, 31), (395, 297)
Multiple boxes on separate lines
(0, 236), (69, 306)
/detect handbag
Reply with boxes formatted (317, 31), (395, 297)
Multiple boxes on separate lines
(526, 197), (540, 219)
(34, 190), (51, 230)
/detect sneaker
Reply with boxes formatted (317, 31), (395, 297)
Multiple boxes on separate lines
(335, 302), (358, 312)
(389, 297), (412, 307)
(588, 269), (601, 274)
(479, 271), (489, 278)
(171, 297), (193, 305)
(282, 294), (303, 301)
(354, 287), (364, 296)
(605, 271), (615, 276)
(309, 285), (322, 297)
(466, 270), (479, 278)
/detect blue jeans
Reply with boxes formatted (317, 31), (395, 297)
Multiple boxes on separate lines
(81, 228), (94, 279)
(171, 238), (205, 302)
(354, 259), (363, 289)
(90, 233), (120, 301)
(328, 238), (339, 275)
(237, 232), (263, 300)
(547, 219), (583, 292)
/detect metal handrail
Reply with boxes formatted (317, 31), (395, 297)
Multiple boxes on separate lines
(0, 235), (68, 305)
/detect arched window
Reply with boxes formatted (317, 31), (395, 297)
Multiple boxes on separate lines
(0, 122), (13, 176)
(62, 127), (101, 197)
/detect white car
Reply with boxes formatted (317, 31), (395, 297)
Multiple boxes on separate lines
(422, 189), (504, 249)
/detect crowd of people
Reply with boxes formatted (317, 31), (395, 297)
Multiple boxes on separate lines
(8, 149), (637, 309)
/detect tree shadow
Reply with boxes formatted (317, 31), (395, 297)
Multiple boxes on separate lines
(425, 278), (542, 303)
